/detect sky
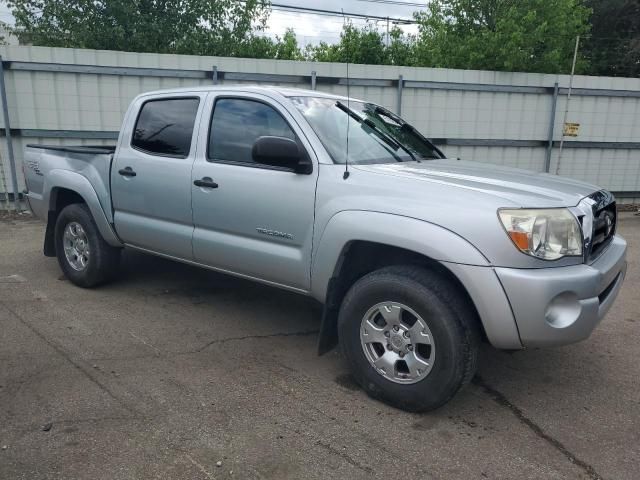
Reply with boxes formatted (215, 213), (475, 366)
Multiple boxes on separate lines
(260, 0), (425, 46)
(0, 0), (428, 47)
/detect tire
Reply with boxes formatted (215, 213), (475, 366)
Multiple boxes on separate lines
(54, 203), (121, 288)
(338, 265), (480, 412)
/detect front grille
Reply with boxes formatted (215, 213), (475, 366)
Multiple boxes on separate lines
(588, 190), (616, 261)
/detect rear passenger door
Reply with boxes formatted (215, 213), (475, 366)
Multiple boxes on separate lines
(112, 94), (205, 259)
(190, 93), (318, 291)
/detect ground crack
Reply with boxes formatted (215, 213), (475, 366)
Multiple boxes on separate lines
(0, 300), (143, 417)
(196, 329), (319, 352)
(314, 440), (373, 474)
(473, 375), (603, 480)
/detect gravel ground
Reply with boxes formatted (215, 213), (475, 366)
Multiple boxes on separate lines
(0, 213), (638, 479)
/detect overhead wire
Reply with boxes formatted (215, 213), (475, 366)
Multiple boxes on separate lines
(353, 0), (427, 6)
(266, 2), (418, 24)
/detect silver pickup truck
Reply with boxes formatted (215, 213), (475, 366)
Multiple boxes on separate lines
(23, 86), (627, 411)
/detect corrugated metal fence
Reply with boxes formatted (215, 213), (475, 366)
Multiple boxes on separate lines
(1, 45), (639, 208)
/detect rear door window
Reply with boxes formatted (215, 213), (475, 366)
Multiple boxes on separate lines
(132, 98), (200, 158)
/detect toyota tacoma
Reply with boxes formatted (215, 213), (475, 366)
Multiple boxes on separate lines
(23, 86), (627, 411)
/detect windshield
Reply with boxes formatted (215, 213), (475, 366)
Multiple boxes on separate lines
(290, 96), (443, 165)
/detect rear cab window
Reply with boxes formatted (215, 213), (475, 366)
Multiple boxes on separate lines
(132, 97), (200, 158)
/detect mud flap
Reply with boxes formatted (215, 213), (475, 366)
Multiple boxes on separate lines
(317, 277), (340, 355)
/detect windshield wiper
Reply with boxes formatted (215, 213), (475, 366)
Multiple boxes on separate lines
(373, 105), (444, 159)
(335, 101), (417, 162)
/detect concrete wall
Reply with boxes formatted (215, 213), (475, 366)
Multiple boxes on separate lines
(1, 45), (639, 206)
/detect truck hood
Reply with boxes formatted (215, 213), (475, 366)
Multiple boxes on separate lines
(353, 159), (600, 207)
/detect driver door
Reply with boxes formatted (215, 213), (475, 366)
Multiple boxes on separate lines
(190, 92), (318, 291)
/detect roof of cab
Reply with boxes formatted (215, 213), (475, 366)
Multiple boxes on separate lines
(136, 85), (361, 103)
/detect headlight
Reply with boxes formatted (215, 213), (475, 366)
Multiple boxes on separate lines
(498, 208), (582, 260)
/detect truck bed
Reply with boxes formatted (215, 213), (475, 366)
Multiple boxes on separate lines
(23, 144), (117, 223)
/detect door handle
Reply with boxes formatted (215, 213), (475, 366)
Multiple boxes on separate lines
(118, 167), (137, 177)
(194, 178), (219, 189)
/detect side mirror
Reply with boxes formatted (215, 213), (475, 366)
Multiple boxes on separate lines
(252, 136), (311, 174)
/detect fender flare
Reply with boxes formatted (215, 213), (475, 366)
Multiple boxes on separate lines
(45, 169), (123, 247)
(310, 211), (522, 354)
(311, 210), (490, 302)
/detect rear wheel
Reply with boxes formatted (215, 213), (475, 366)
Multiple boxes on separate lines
(54, 203), (121, 287)
(338, 265), (479, 412)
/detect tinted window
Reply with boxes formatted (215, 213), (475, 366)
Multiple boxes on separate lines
(209, 98), (296, 163)
(132, 98), (199, 157)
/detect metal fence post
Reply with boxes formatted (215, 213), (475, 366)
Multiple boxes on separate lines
(397, 74), (403, 116)
(212, 66), (218, 85)
(544, 82), (559, 173)
(311, 70), (317, 90)
(0, 56), (19, 208)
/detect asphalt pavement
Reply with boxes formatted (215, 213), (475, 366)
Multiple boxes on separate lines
(1, 212), (638, 479)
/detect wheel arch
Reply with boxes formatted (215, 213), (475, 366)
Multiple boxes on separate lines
(43, 171), (122, 256)
(312, 211), (492, 354)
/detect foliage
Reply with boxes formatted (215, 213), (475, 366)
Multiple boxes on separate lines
(304, 24), (416, 66)
(386, 27), (417, 67)
(8, 0), (271, 56)
(306, 24), (386, 65)
(272, 28), (303, 60)
(583, 0), (640, 77)
(8, 0), (638, 77)
(413, 0), (592, 74)
(303, 1), (593, 74)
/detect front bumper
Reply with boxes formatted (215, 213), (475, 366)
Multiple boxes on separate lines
(496, 235), (627, 347)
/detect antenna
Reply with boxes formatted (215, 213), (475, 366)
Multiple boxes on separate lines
(344, 60), (351, 180)
(343, 10), (350, 180)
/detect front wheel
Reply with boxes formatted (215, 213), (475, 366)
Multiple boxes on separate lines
(338, 265), (480, 412)
(54, 203), (121, 288)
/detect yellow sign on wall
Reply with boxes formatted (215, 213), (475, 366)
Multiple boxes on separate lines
(563, 122), (580, 137)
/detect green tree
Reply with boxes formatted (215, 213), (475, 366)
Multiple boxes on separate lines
(8, 0), (270, 57)
(414, 0), (592, 73)
(273, 28), (303, 60)
(233, 35), (277, 59)
(307, 23), (387, 65)
(304, 41), (333, 62)
(230, 29), (302, 60)
(387, 26), (417, 66)
(339, 24), (387, 65)
(583, 0), (640, 77)
(8, 0), (605, 76)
